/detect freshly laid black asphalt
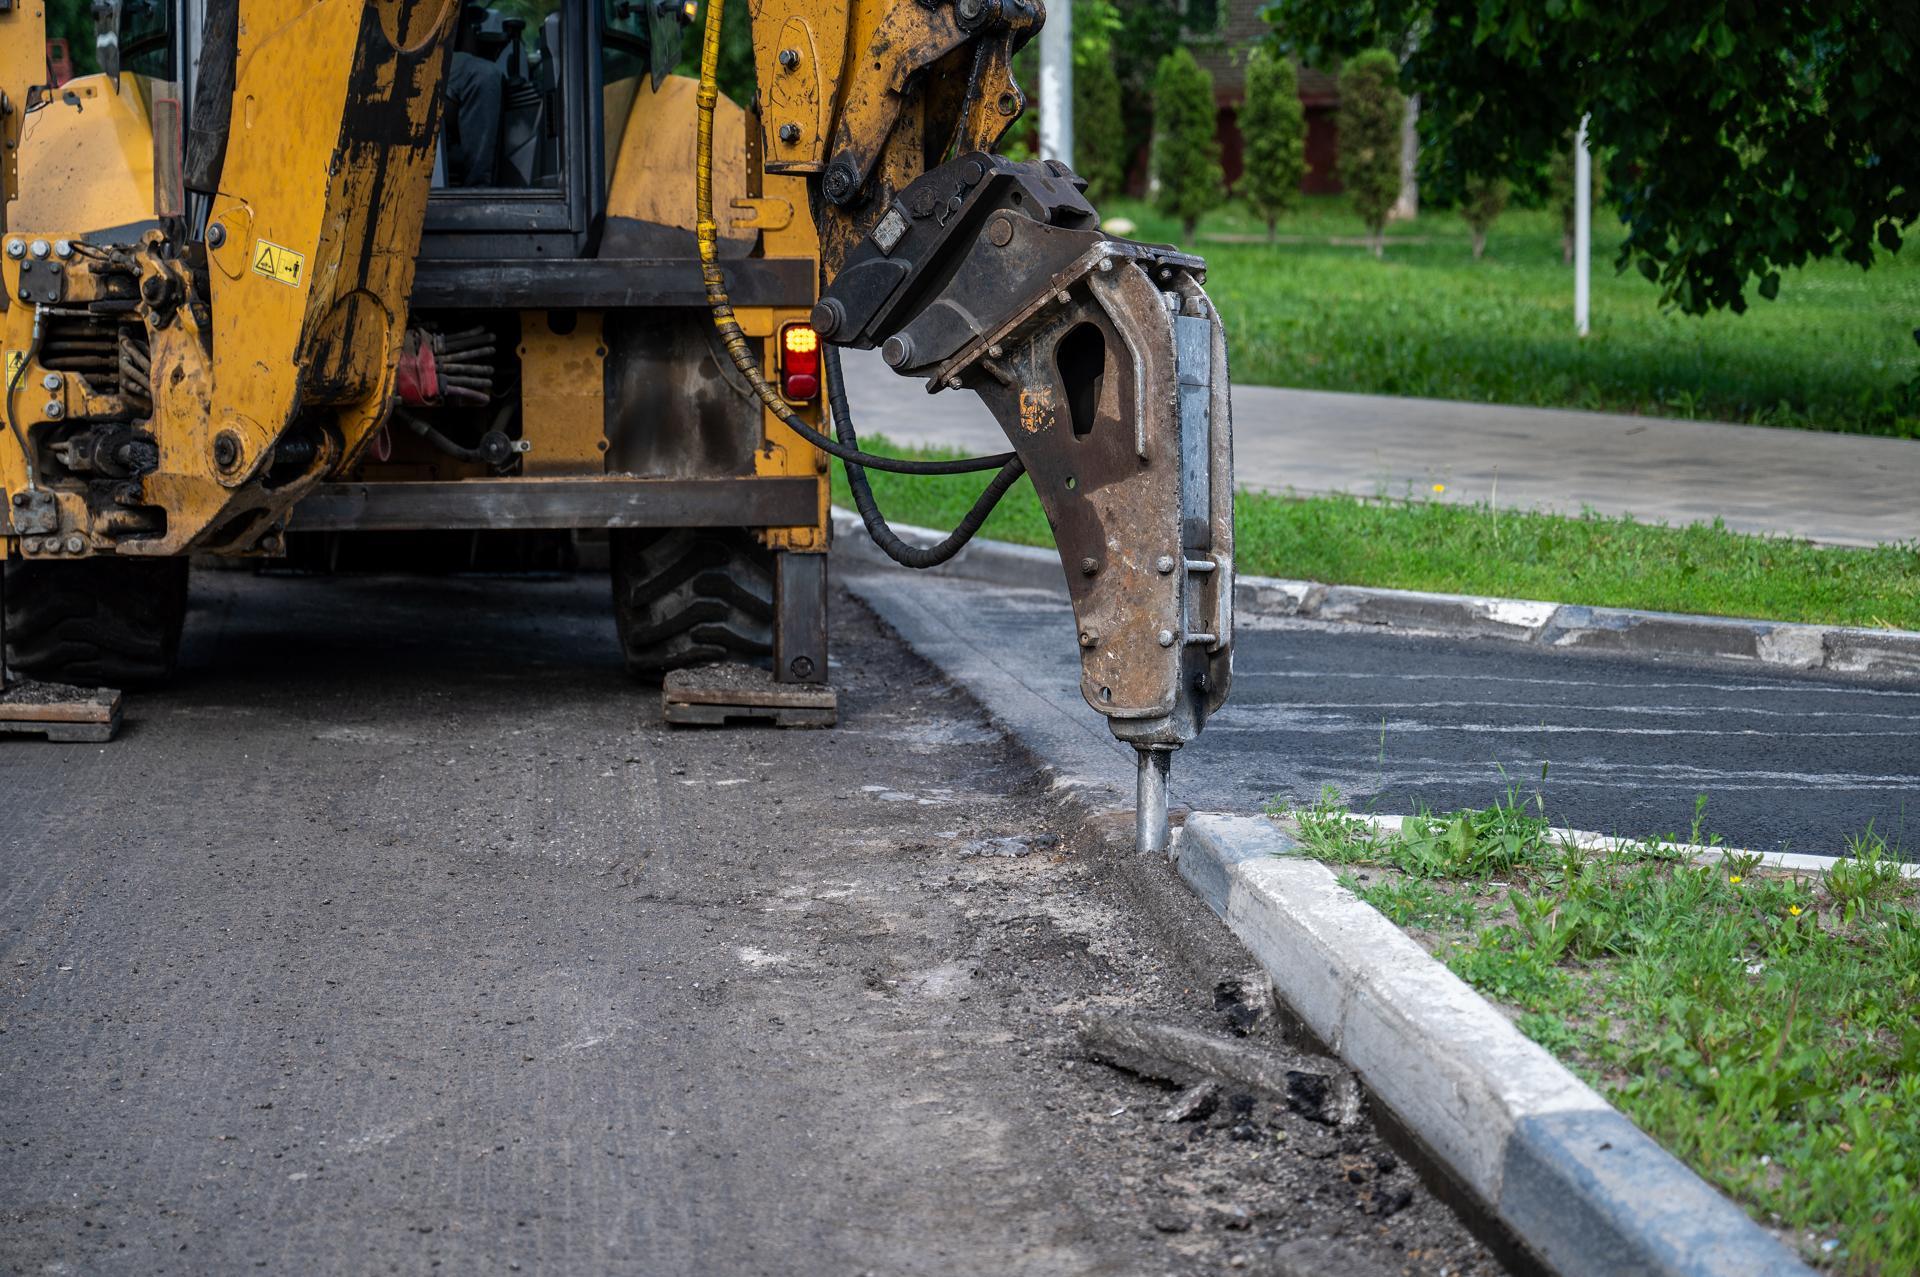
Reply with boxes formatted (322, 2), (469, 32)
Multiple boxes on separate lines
(853, 574), (1920, 859)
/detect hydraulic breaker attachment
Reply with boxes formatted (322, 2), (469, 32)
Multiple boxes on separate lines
(812, 154), (1234, 851)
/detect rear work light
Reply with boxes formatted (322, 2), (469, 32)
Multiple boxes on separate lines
(779, 322), (820, 402)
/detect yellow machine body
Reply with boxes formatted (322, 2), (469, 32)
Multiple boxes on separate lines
(0, 0), (830, 562)
(7, 74), (159, 238)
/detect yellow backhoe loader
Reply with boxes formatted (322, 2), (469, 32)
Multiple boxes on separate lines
(0, 0), (1232, 846)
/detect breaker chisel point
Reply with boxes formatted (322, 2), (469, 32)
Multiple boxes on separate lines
(1136, 746), (1173, 855)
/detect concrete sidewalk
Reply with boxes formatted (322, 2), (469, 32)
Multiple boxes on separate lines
(837, 347), (1920, 547)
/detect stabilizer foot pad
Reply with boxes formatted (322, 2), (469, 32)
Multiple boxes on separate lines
(0, 678), (123, 743)
(663, 662), (837, 729)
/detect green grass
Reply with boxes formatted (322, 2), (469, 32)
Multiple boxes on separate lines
(1098, 195), (1920, 438)
(1275, 787), (1920, 1275)
(830, 438), (1920, 630)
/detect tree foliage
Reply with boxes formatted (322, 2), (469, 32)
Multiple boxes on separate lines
(1263, 1), (1920, 313)
(1151, 47), (1224, 239)
(1238, 45), (1307, 240)
(44, 0), (99, 76)
(674, 0), (756, 104)
(1072, 0), (1129, 200)
(1335, 48), (1403, 256)
(1110, 0), (1188, 181)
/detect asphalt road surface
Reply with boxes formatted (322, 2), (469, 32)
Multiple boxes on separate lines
(2, 570), (1506, 1276)
(854, 575), (1920, 859)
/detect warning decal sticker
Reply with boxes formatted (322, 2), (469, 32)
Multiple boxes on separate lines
(250, 238), (307, 288)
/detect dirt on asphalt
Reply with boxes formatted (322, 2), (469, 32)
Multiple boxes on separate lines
(0, 570), (1511, 1276)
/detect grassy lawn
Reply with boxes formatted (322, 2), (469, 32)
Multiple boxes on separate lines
(830, 439), (1920, 630)
(1274, 789), (1919, 1275)
(1097, 195), (1920, 438)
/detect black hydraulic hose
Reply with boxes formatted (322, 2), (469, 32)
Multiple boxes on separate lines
(394, 409), (482, 463)
(826, 345), (1027, 568)
(4, 308), (44, 492)
(716, 337), (1013, 475)
(773, 364), (1015, 476)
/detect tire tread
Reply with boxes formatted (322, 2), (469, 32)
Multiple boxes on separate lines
(4, 557), (190, 687)
(609, 529), (774, 677)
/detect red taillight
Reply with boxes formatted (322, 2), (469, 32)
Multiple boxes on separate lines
(779, 322), (820, 401)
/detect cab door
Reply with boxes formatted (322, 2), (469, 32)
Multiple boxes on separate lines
(417, 0), (606, 261)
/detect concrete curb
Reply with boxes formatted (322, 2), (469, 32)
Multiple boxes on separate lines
(1174, 814), (1816, 1277)
(831, 509), (1920, 681)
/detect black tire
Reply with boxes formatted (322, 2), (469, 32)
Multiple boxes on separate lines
(610, 528), (774, 677)
(3, 556), (190, 688)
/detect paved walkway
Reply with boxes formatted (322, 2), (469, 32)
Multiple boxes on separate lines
(837, 348), (1920, 547)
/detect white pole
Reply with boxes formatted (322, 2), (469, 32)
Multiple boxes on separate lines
(1038, 0), (1073, 168)
(1574, 114), (1591, 337)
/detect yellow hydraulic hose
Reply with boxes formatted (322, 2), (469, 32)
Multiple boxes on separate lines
(694, 0), (799, 428)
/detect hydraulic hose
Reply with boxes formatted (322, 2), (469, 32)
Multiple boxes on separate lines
(4, 306), (45, 492)
(826, 344), (1025, 567)
(692, 0), (1013, 478)
(393, 408), (481, 463)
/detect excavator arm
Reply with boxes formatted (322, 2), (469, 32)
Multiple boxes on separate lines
(0, 0), (459, 556)
(725, 0), (1235, 846)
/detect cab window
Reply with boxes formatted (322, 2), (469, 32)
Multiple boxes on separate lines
(602, 0), (650, 86)
(437, 0), (566, 189)
(602, 0), (692, 92)
(119, 0), (175, 80)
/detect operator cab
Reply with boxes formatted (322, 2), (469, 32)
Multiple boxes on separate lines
(435, 2), (564, 190)
(114, 0), (179, 81)
(418, 0), (696, 260)
(78, 0), (696, 260)
(434, 0), (686, 194)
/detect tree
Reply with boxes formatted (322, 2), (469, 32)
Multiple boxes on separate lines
(1151, 47), (1224, 240)
(674, 0), (756, 104)
(1263, 1), (1920, 314)
(1390, 93), (1418, 221)
(45, 0), (99, 75)
(1072, 0), (1129, 201)
(1460, 175), (1508, 261)
(1336, 49), (1403, 257)
(1238, 46), (1306, 241)
(1111, 0), (1190, 187)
